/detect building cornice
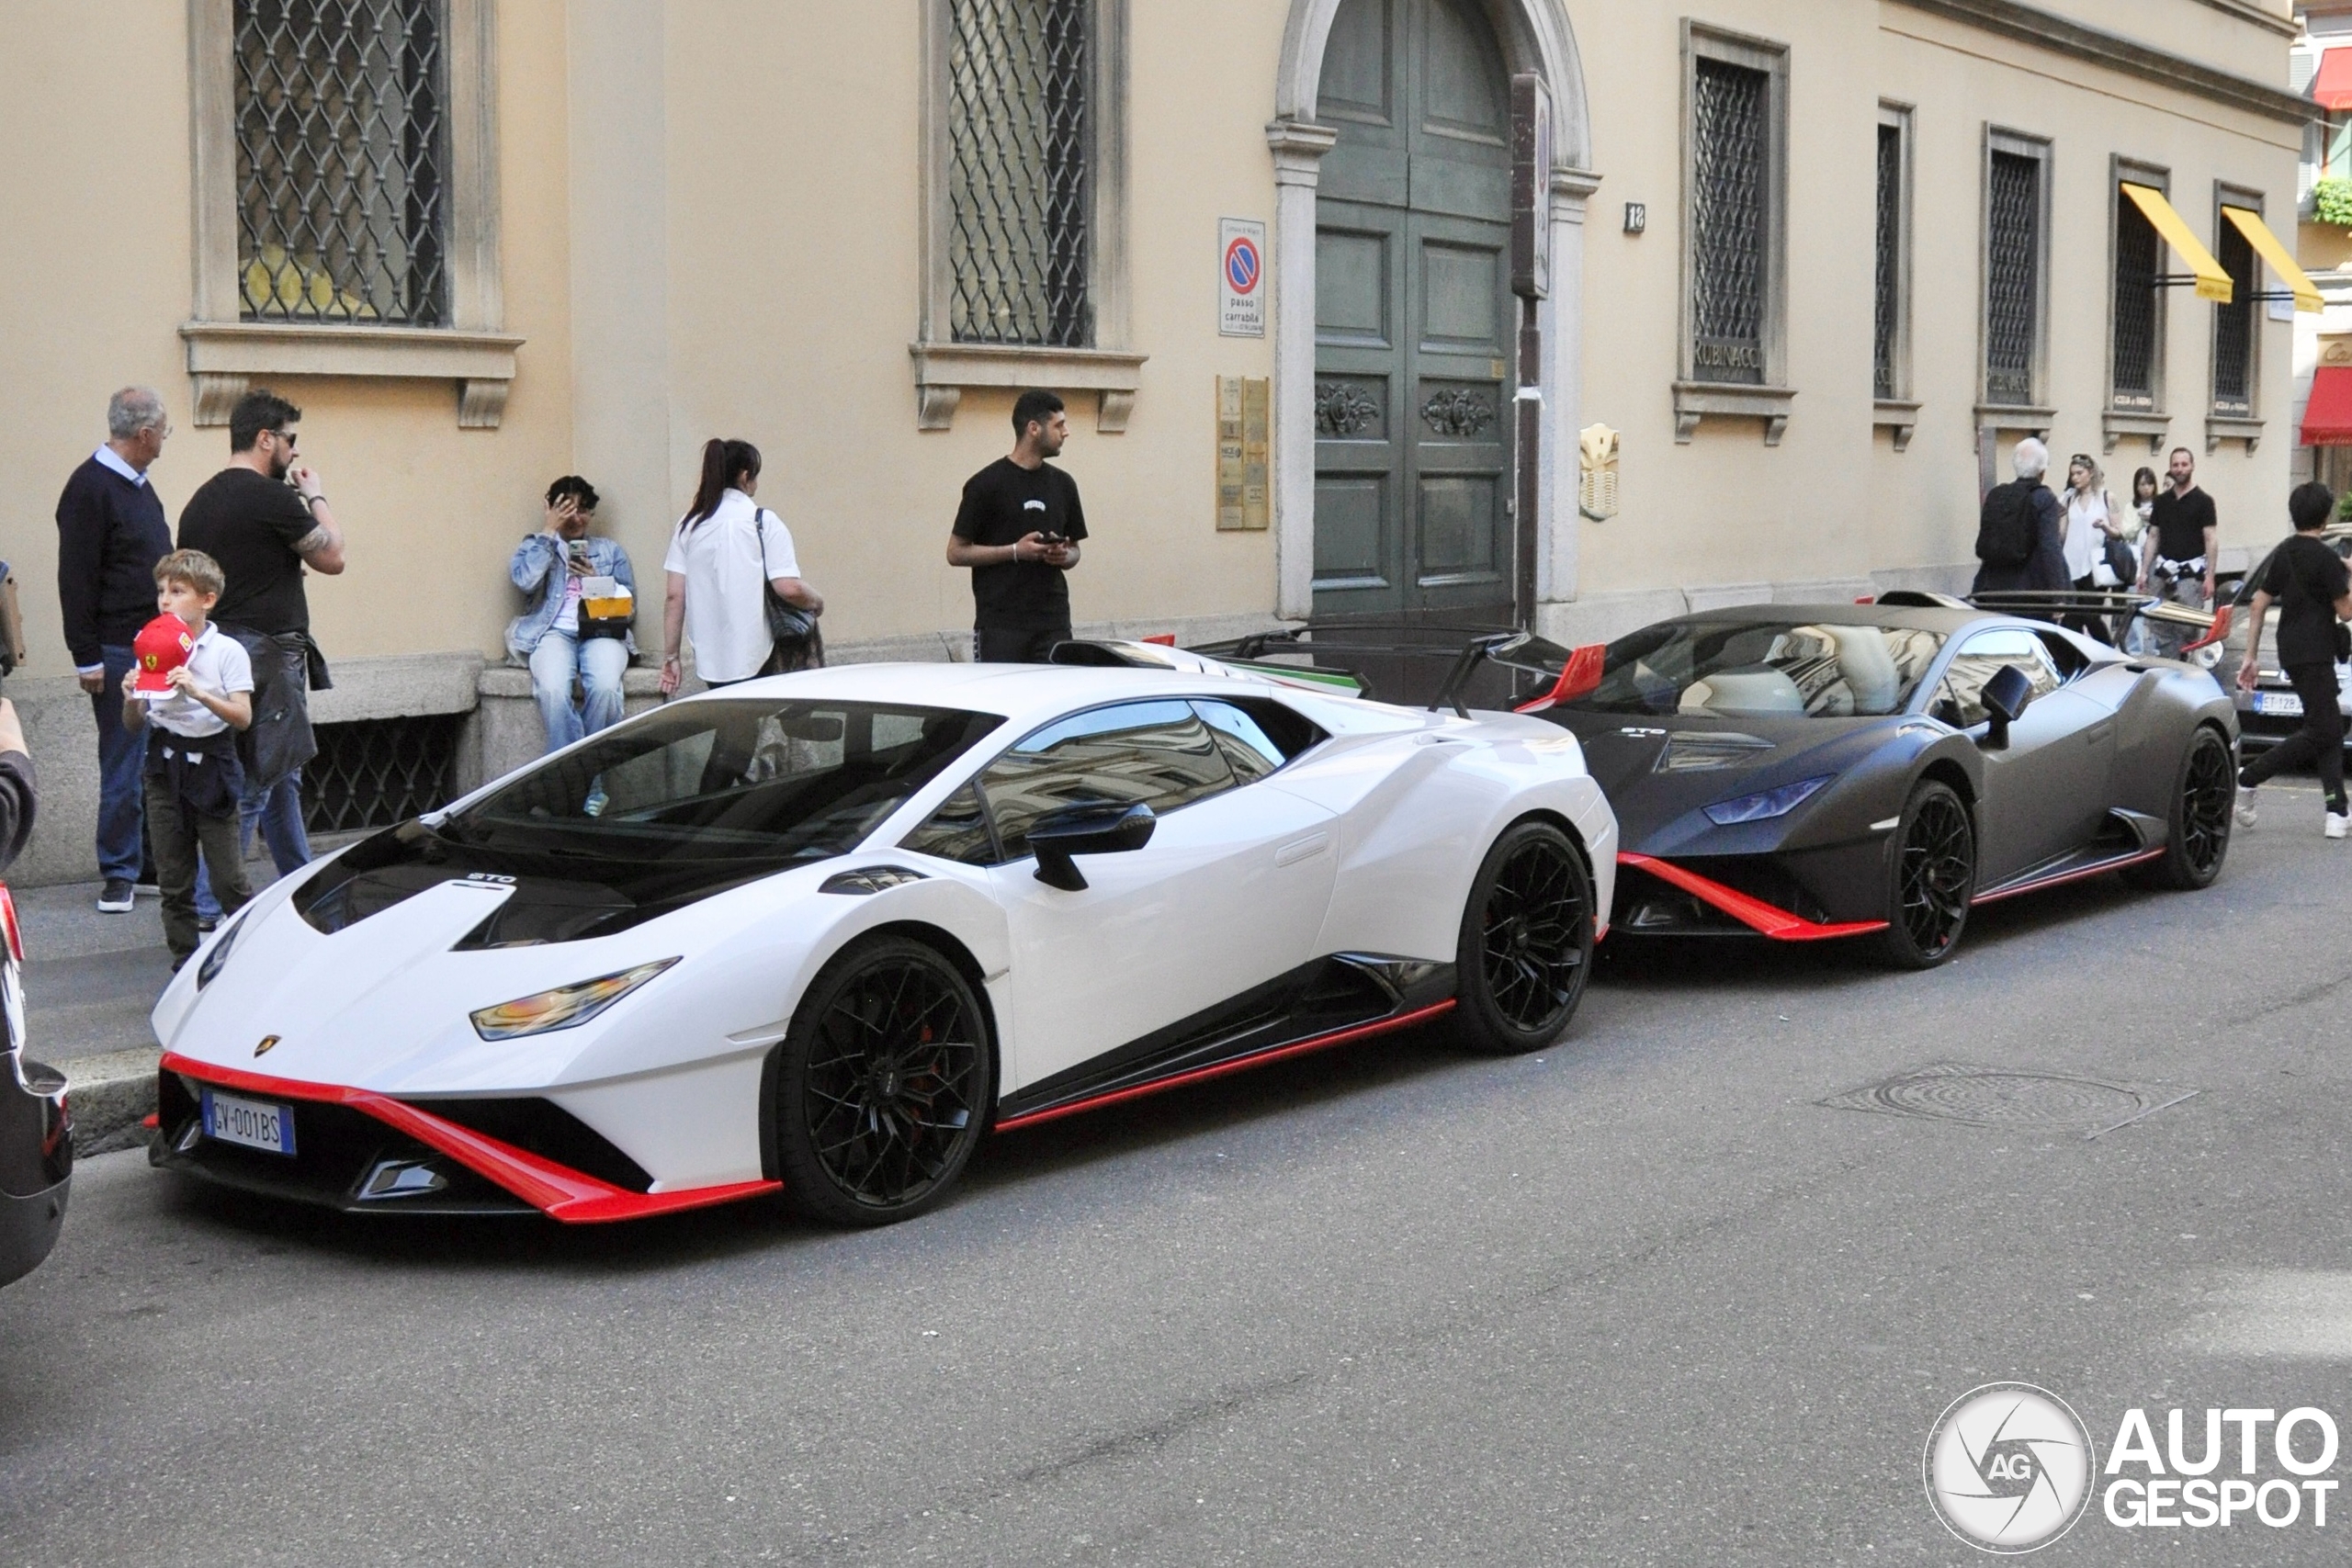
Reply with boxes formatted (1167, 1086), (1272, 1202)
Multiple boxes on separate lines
(1885, 0), (2311, 124)
(2190, 0), (2297, 38)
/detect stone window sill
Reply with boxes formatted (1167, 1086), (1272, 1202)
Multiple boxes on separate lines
(1973, 404), (2055, 439)
(181, 321), (526, 429)
(1672, 382), (1795, 446)
(910, 342), (1148, 433)
(2206, 413), (2265, 453)
(2102, 408), (2172, 455)
(1873, 398), (1920, 453)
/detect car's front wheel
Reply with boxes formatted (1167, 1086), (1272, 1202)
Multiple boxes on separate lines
(1453, 819), (1596, 1055)
(773, 935), (993, 1227)
(1879, 779), (1974, 970)
(2123, 724), (2234, 892)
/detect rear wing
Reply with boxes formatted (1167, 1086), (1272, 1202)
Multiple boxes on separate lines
(1056, 626), (1601, 716)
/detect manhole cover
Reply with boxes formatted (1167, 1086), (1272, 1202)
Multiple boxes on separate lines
(1819, 1062), (2199, 1139)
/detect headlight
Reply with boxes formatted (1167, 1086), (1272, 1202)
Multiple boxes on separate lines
(196, 908), (251, 988)
(469, 958), (679, 1041)
(1702, 774), (1833, 827)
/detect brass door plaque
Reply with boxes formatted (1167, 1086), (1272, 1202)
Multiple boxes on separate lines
(1217, 377), (1272, 531)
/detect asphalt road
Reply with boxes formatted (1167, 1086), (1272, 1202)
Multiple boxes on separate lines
(5, 787), (2351, 1566)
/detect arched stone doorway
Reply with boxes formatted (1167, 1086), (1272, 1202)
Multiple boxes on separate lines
(1268, 0), (1594, 627)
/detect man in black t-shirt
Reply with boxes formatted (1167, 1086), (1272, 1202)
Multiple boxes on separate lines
(2234, 481), (2352, 836)
(2139, 447), (2218, 657)
(947, 389), (1087, 663)
(175, 389), (348, 882)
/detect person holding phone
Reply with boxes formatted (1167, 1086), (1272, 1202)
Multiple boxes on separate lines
(507, 475), (636, 753)
(947, 389), (1087, 663)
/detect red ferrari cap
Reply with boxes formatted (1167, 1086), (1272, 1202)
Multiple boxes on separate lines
(132, 615), (195, 693)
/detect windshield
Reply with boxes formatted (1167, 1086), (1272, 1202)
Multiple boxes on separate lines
(1570, 620), (1949, 718)
(443, 699), (1003, 863)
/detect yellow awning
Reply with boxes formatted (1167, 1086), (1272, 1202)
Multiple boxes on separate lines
(2121, 184), (2233, 304)
(2222, 206), (2324, 314)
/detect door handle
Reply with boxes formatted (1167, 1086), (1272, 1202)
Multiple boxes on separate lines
(1275, 831), (1330, 867)
(2086, 721), (2114, 745)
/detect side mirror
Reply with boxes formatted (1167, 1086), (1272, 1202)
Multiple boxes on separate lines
(1979, 664), (2034, 750)
(1028, 801), (1157, 891)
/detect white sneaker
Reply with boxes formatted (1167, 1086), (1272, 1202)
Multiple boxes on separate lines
(2233, 792), (2258, 829)
(2328, 811), (2348, 840)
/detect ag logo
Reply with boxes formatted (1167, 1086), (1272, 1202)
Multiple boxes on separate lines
(1924, 1382), (2096, 1553)
(253, 1034), (280, 1058)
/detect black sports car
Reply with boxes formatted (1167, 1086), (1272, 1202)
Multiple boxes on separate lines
(1526, 597), (2238, 967)
(0, 885), (70, 1288)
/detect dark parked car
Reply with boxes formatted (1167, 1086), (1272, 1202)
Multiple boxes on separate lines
(0, 885), (70, 1289)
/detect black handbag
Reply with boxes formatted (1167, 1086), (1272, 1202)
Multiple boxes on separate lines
(754, 510), (822, 665)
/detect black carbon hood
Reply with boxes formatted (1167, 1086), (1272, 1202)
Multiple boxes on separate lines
(1546, 709), (1904, 850)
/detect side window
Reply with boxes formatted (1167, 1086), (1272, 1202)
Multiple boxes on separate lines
(901, 783), (997, 866)
(1933, 629), (2062, 727)
(975, 700), (1238, 861)
(1192, 700), (1288, 782)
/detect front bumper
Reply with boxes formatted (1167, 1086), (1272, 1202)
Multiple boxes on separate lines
(0, 1055), (73, 1289)
(1611, 845), (1892, 942)
(153, 1054), (779, 1224)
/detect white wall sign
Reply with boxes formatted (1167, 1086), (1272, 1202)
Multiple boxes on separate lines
(1219, 218), (1267, 338)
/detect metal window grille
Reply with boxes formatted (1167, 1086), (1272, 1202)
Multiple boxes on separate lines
(947, 0), (1091, 346)
(233, 0), (447, 326)
(2212, 219), (2255, 415)
(1873, 123), (1900, 400)
(1689, 59), (1769, 386)
(1984, 151), (2041, 406)
(301, 715), (463, 835)
(2110, 195), (2159, 409)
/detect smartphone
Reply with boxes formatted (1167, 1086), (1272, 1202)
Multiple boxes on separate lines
(1038, 531), (1068, 547)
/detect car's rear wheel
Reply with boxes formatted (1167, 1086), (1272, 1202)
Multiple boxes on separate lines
(2123, 725), (2234, 892)
(774, 935), (992, 1227)
(1879, 780), (1974, 970)
(1453, 819), (1595, 1055)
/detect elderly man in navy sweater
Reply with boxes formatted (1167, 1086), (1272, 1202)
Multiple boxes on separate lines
(55, 387), (174, 912)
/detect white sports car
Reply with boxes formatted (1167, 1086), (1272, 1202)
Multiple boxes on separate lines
(150, 649), (1617, 1226)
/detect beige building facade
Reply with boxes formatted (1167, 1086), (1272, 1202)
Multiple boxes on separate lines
(0, 0), (2310, 884)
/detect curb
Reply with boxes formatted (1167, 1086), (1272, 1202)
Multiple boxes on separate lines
(63, 1048), (160, 1156)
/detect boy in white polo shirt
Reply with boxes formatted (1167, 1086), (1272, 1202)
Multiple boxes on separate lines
(120, 549), (254, 964)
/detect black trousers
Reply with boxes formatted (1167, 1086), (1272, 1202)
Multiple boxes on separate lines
(974, 624), (1070, 664)
(2242, 660), (2347, 808)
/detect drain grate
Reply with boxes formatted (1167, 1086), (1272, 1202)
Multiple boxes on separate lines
(1820, 1061), (2199, 1140)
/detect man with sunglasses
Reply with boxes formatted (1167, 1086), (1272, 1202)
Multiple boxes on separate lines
(175, 389), (347, 891)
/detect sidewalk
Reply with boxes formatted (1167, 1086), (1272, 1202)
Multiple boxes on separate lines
(16, 851), (310, 1155)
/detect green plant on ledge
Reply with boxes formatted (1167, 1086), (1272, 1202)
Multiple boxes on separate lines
(2315, 177), (2352, 229)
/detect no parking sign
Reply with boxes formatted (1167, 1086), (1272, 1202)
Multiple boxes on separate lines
(1219, 218), (1265, 338)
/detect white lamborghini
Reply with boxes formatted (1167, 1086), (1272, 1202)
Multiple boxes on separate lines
(150, 645), (1617, 1226)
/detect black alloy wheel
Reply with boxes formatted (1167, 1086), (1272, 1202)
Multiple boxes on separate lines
(1879, 779), (1974, 970)
(1454, 819), (1596, 1055)
(773, 935), (992, 1226)
(2124, 725), (2234, 892)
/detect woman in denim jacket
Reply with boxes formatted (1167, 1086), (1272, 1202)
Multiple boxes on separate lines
(507, 476), (637, 753)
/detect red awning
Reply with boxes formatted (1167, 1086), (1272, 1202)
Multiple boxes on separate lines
(2316, 49), (2352, 112)
(2303, 367), (2352, 446)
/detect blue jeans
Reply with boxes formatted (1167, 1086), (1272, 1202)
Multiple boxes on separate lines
(91, 645), (146, 884)
(529, 630), (629, 752)
(194, 768), (311, 921)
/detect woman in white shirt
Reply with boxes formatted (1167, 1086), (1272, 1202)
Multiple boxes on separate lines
(2057, 454), (2123, 642)
(659, 438), (824, 692)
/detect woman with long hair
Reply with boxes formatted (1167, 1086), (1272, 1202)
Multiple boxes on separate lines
(2057, 453), (2120, 641)
(658, 438), (824, 692)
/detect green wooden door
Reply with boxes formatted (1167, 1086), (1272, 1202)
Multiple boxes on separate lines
(1313, 0), (1515, 622)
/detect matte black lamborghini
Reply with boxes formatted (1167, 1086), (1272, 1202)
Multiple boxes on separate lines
(1526, 597), (2238, 967)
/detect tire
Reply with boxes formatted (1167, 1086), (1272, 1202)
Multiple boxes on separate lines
(1453, 819), (1596, 1055)
(773, 935), (993, 1227)
(2122, 725), (2233, 892)
(1878, 779), (1974, 970)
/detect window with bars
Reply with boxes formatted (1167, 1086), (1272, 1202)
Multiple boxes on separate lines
(1984, 148), (2043, 407)
(302, 715), (464, 835)
(2211, 215), (2256, 417)
(947, 0), (1091, 347)
(1689, 58), (1770, 386)
(233, 0), (447, 326)
(1874, 121), (1902, 401)
(2110, 188), (2160, 412)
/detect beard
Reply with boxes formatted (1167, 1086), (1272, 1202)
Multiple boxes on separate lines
(268, 450), (293, 480)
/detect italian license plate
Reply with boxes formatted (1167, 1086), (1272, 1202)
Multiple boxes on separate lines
(200, 1088), (297, 1156)
(2254, 691), (2304, 718)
